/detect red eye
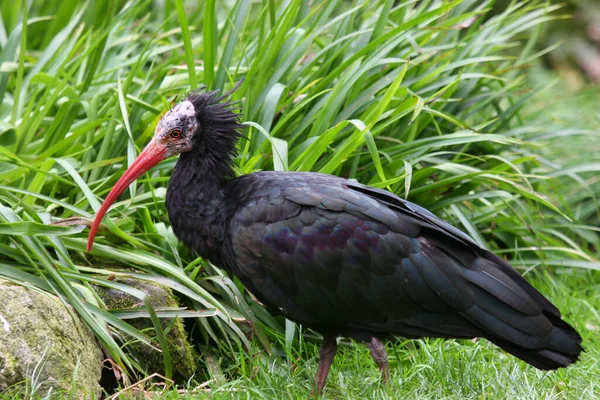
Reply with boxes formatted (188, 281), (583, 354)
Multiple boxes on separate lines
(170, 129), (182, 139)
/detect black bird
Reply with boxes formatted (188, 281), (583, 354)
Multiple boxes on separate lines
(87, 89), (582, 393)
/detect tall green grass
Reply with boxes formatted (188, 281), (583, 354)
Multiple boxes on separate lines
(0, 0), (598, 395)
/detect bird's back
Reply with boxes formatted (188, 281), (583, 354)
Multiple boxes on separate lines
(223, 171), (581, 370)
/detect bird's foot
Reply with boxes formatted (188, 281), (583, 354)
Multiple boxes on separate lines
(367, 336), (390, 383)
(314, 333), (338, 394)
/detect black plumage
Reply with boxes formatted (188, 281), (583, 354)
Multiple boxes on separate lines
(88, 89), (582, 393)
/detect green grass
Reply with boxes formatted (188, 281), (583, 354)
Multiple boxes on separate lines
(119, 273), (600, 399)
(4, 273), (598, 399)
(0, 0), (599, 398)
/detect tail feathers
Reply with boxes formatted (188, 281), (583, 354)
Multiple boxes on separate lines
(490, 316), (583, 370)
(461, 251), (583, 370)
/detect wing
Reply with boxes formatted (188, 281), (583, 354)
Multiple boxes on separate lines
(227, 172), (581, 368)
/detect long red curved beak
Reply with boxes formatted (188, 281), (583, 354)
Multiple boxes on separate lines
(86, 140), (167, 252)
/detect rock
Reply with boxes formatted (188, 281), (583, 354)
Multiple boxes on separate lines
(0, 279), (103, 397)
(96, 278), (198, 381)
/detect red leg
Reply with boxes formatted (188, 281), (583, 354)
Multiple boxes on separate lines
(314, 333), (337, 394)
(367, 336), (390, 383)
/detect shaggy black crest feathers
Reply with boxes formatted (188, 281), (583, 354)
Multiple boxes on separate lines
(178, 86), (244, 178)
(186, 89), (242, 135)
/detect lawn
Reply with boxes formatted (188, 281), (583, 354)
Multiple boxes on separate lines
(166, 273), (600, 399)
(0, 0), (598, 398)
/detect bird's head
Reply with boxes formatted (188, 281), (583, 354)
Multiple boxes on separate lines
(86, 88), (242, 252)
(150, 99), (199, 157)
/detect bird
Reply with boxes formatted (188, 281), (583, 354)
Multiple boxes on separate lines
(87, 87), (582, 393)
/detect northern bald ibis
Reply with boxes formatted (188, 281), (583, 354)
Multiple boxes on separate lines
(87, 89), (582, 393)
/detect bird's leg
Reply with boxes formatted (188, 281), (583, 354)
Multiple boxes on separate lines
(314, 333), (337, 394)
(367, 336), (390, 383)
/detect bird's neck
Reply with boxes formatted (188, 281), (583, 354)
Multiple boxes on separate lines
(166, 151), (235, 263)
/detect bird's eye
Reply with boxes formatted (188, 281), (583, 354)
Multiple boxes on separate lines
(170, 129), (182, 139)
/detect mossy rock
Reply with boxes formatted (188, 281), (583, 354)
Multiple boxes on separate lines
(0, 279), (103, 398)
(96, 278), (198, 381)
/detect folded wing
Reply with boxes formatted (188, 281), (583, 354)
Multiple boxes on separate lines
(228, 172), (582, 369)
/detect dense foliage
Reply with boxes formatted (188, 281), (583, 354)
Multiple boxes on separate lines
(0, 0), (598, 397)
